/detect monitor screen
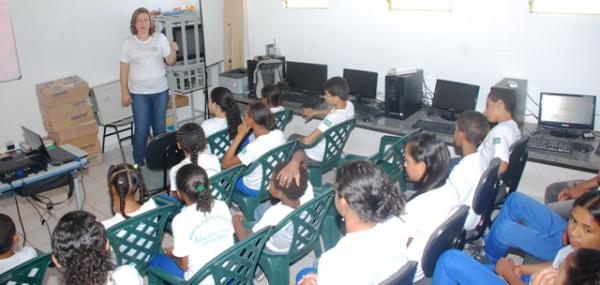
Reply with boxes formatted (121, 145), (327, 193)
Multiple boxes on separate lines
(172, 24), (204, 62)
(539, 92), (596, 130)
(285, 61), (327, 93)
(432, 79), (480, 113)
(21, 126), (43, 151)
(343, 68), (378, 99)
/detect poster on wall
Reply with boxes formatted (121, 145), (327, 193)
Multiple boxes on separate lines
(0, 0), (21, 83)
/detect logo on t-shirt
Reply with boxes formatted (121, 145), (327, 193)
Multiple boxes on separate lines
(323, 118), (332, 127)
(492, 137), (501, 145)
(241, 148), (247, 154)
(151, 46), (159, 52)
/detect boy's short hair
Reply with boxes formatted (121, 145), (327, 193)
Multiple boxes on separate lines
(323, 76), (349, 101)
(0, 213), (16, 254)
(271, 161), (308, 200)
(456, 111), (490, 147)
(488, 88), (516, 115)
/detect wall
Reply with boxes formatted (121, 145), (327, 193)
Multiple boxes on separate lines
(0, 0), (197, 149)
(246, 0), (600, 124)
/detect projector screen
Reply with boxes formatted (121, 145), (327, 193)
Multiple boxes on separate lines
(0, 0), (21, 83)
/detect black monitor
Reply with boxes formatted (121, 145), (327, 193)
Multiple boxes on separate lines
(161, 24), (204, 63)
(285, 61), (327, 94)
(538, 92), (596, 138)
(432, 79), (480, 121)
(343, 68), (378, 103)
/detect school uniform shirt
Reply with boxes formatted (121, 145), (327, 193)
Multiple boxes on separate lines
(478, 119), (521, 170)
(168, 155), (222, 191)
(101, 198), (158, 229)
(201, 118), (228, 154)
(0, 246), (37, 274)
(107, 264), (143, 285)
(120, 33), (170, 94)
(270, 106), (285, 114)
(252, 203), (296, 254)
(317, 216), (410, 285)
(238, 130), (286, 190)
(447, 152), (484, 231)
(305, 101), (355, 162)
(300, 182), (315, 204)
(552, 245), (575, 269)
(172, 201), (234, 282)
(403, 184), (460, 282)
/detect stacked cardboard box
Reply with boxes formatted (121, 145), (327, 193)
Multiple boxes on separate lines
(36, 75), (103, 166)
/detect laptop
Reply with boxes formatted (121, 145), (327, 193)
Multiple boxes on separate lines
(22, 126), (77, 166)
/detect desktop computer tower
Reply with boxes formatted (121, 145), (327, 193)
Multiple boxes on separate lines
(384, 70), (424, 120)
(491, 78), (527, 127)
(246, 55), (286, 95)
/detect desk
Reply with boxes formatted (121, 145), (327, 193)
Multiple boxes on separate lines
(0, 144), (88, 209)
(232, 94), (600, 173)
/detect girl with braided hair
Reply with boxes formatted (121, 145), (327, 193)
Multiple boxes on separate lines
(169, 122), (221, 192)
(101, 163), (157, 229)
(149, 164), (233, 280)
(51, 210), (142, 285)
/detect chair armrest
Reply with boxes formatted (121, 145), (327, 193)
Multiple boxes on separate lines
(148, 266), (186, 285)
(313, 184), (333, 196)
(377, 135), (402, 160)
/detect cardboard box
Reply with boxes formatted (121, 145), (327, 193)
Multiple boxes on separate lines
(167, 93), (190, 108)
(47, 121), (98, 142)
(42, 108), (95, 132)
(36, 75), (89, 108)
(52, 133), (100, 156)
(40, 98), (92, 121)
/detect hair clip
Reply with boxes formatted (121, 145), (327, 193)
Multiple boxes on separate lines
(196, 184), (206, 192)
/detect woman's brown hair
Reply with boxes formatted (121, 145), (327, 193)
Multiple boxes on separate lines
(130, 7), (156, 35)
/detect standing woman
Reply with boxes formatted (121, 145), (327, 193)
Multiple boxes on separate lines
(120, 7), (178, 165)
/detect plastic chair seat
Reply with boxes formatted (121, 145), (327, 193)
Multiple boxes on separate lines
(273, 109), (293, 131)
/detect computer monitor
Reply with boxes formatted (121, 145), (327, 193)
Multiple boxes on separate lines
(538, 92), (596, 138)
(285, 61), (327, 94)
(432, 79), (480, 121)
(343, 68), (378, 103)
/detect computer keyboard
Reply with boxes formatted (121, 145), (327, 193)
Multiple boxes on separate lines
(354, 103), (384, 118)
(527, 137), (573, 154)
(412, 120), (455, 135)
(284, 91), (323, 108)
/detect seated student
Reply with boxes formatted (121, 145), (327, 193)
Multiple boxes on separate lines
(433, 247), (600, 285)
(222, 101), (286, 197)
(401, 133), (460, 281)
(0, 214), (37, 274)
(435, 191), (600, 285)
(202, 87), (243, 153)
(297, 161), (409, 285)
(149, 164), (234, 281)
(232, 160), (308, 254)
(485, 191), (600, 267)
(545, 169), (599, 219)
(448, 110), (490, 230)
(102, 163), (157, 229)
(51, 211), (143, 285)
(261, 81), (287, 114)
(169, 123), (221, 193)
(478, 88), (521, 175)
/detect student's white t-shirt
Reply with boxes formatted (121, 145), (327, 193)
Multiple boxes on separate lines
(300, 182), (315, 204)
(270, 106), (285, 114)
(101, 198), (159, 229)
(172, 201), (234, 282)
(478, 119), (521, 170)
(120, 33), (170, 94)
(447, 152), (484, 231)
(318, 216), (410, 285)
(107, 264), (143, 285)
(403, 184), (460, 282)
(169, 155), (222, 191)
(252, 203), (295, 253)
(552, 245), (575, 269)
(238, 130), (286, 190)
(0, 246), (37, 274)
(305, 102), (355, 162)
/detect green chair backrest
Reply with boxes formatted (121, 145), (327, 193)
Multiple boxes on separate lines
(107, 204), (178, 273)
(209, 164), (244, 206)
(206, 129), (231, 160)
(273, 109), (293, 132)
(0, 253), (51, 285)
(270, 190), (334, 262)
(148, 227), (272, 285)
(375, 129), (421, 191)
(303, 119), (355, 171)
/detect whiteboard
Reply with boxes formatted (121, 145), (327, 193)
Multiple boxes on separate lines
(201, 0), (224, 66)
(0, 0), (21, 82)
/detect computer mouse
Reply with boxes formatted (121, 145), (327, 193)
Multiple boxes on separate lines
(572, 142), (594, 153)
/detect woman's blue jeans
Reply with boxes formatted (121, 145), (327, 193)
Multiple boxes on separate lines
(131, 90), (169, 165)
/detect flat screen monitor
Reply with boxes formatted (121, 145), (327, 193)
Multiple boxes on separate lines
(285, 61), (327, 94)
(432, 79), (480, 120)
(343, 68), (378, 101)
(538, 92), (596, 137)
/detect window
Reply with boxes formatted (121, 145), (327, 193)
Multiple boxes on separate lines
(530, 0), (600, 14)
(0, 0), (21, 82)
(282, 0), (329, 9)
(388, 0), (452, 11)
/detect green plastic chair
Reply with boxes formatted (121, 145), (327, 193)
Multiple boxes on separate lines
(209, 164), (245, 206)
(259, 191), (334, 285)
(147, 227), (272, 285)
(343, 129), (421, 192)
(273, 109), (293, 132)
(231, 140), (298, 222)
(206, 129), (231, 160)
(0, 253), (51, 285)
(107, 204), (178, 274)
(299, 119), (356, 187)
(312, 184), (343, 251)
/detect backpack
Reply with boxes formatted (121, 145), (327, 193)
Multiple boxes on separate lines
(253, 57), (284, 98)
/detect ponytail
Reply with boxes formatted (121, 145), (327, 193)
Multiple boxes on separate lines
(107, 163), (146, 219)
(211, 87), (242, 138)
(176, 164), (214, 213)
(176, 123), (207, 165)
